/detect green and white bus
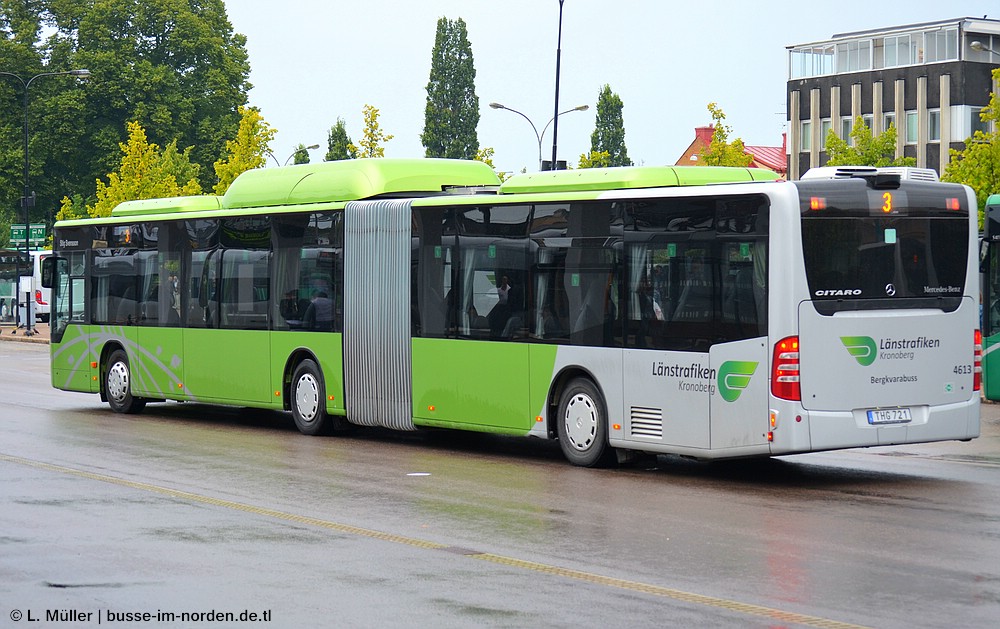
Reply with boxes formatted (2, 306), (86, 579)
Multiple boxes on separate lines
(44, 159), (981, 466)
(981, 193), (1000, 399)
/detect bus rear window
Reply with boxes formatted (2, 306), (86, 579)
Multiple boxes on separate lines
(796, 180), (968, 311)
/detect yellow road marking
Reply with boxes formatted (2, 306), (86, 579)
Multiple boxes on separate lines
(1, 453), (869, 629)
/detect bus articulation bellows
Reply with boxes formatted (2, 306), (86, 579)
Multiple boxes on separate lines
(43, 159), (980, 466)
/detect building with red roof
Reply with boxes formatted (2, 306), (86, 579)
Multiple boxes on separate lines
(675, 125), (787, 178)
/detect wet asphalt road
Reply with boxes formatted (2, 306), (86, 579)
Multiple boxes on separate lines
(1, 339), (999, 628)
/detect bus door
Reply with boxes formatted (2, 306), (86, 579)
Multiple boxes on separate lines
(409, 204), (532, 433)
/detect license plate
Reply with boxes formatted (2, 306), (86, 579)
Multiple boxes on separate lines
(867, 407), (912, 425)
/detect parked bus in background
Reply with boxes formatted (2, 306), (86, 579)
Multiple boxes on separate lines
(30, 250), (51, 323)
(980, 193), (1000, 399)
(43, 159), (980, 466)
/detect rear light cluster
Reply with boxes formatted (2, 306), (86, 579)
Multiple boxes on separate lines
(974, 329), (982, 392)
(771, 336), (800, 401)
(34, 289), (46, 306)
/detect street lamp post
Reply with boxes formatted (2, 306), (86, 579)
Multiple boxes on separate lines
(550, 0), (566, 171)
(489, 102), (588, 170)
(0, 69), (90, 336)
(268, 144), (320, 167)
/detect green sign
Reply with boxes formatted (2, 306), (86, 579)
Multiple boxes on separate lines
(9, 223), (45, 248)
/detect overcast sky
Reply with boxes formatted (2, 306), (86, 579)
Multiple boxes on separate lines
(222, 1), (995, 175)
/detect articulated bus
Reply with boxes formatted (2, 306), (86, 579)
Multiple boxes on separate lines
(981, 193), (1000, 399)
(43, 159), (981, 466)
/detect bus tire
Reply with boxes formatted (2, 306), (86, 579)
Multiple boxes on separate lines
(557, 377), (616, 467)
(291, 359), (331, 436)
(105, 349), (146, 414)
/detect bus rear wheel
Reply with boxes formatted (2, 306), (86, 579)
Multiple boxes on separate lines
(105, 349), (146, 414)
(557, 377), (616, 467)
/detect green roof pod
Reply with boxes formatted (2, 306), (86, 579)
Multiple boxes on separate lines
(222, 158), (501, 209)
(111, 195), (223, 217)
(499, 165), (780, 195)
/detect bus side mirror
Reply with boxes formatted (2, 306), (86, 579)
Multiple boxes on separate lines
(41, 256), (57, 289)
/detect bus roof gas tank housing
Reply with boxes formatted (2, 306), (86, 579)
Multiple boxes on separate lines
(222, 158), (501, 209)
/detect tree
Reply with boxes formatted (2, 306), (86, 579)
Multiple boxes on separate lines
(81, 120), (202, 218)
(824, 116), (916, 168)
(578, 150), (611, 169)
(590, 85), (630, 167)
(699, 103), (752, 167)
(0, 0), (251, 219)
(291, 143), (311, 165)
(473, 146), (508, 182)
(943, 67), (1000, 227)
(421, 17), (479, 159)
(213, 106), (276, 195)
(350, 105), (393, 159)
(325, 118), (357, 161)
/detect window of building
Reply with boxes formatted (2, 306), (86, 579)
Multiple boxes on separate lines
(884, 34), (917, 67)
(836, 39), (872, 72)
(905, 111), (919, 144)
(789, 45), (834, 78)
(820, 119), (832, 149)
(972, 107), (988, 136)
(883, 111), (896, 132)
(840, 117), (853, 144)
(801, 120), (812, 151)
(862, 114), (874, 132)
(928, 109), (941, 142)
(923, 28), (958, 63)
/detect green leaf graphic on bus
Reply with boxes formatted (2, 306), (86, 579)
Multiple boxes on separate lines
(840, 336), (877, 366)
(717, 361), (758, 402)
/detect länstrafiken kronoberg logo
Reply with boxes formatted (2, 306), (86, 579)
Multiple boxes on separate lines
(840, 336), (877, 366)
(717, 361), (758, 402)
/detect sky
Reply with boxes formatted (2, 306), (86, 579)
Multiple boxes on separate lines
(221, 1), (996, 175)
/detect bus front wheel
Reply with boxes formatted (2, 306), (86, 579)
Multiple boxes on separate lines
(557, 377), (616, 467)
(105, 349), (146, 414)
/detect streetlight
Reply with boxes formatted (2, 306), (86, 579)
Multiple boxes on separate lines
(0, 68), (90, 337)
(550, 0), (566, 171)
(971, 40), (1000, 57)
(268, 143), (320, 167)
(489, 102), (588, 170)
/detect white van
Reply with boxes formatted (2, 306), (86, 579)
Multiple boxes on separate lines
(30, 250), (51, 323)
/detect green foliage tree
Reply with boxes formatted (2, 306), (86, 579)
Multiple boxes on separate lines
(325, 118), (357, 161)
(578, 150), (611, 169)
(699, 103), (753, 167)
(943, 67), (1000, 228)
(213, 106), (276, 194)
(824, 116), (916, 168)
(80, 120), (201, 218)
(0, 0), (251, 220)
(350, 105), (394, 159)
(421, 17), (480, 159)
(473, 146), (507, 182)
(590, 85), (630, 167)
(291, 143), (311, 165)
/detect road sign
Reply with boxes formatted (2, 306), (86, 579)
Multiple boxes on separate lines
(9, 223), (45, 248)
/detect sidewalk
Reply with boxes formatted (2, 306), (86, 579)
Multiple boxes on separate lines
(0, 322), (49, 344)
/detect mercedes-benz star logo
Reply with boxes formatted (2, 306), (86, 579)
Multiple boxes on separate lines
(885, 283), (896, 296)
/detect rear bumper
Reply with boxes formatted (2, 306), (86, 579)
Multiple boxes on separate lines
(779, 398), (980, 453)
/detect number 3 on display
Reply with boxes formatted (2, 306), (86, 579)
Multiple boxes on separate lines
(882, 191), (893, 213)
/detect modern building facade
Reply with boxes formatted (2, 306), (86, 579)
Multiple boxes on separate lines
(786, 17), (1000, 180)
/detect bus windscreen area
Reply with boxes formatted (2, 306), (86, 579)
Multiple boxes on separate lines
(796, 180), (968, 312)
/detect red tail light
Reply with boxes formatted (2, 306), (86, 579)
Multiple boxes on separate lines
(34, 289), (46, 306)
(974, 329), (982, 392)
(772, 336), (800, 401)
